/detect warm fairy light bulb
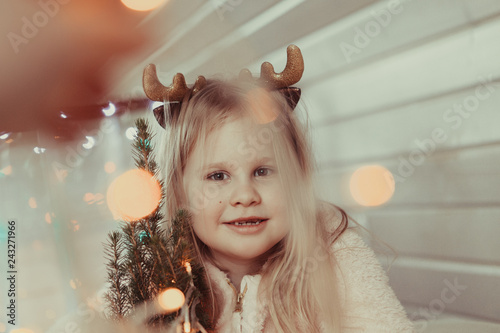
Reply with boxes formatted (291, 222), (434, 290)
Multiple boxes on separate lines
(349, 165), (395, 207)
(184, 262), (192, 274)
(0, 133), (9, 140)
(158, 288), (185, 313)
(121, 0), (167, 11)
(107, 169), (161, 221)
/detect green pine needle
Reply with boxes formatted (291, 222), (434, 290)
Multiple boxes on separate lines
(103, 118), (213, 330)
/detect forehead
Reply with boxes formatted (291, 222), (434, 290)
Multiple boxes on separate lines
(191, 116), (278, 168)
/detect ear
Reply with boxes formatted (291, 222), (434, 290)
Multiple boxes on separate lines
(278, 87), (301, 110)
(153, 102), (182, 128)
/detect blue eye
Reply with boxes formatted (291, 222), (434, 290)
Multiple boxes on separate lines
(207, 172), (228, 181)
(255, 167), (271, 177)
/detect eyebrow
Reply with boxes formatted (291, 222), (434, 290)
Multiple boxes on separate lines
(201, 157), (273, 171)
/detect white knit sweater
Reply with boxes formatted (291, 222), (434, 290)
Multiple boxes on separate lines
(205, 227), (415, 332)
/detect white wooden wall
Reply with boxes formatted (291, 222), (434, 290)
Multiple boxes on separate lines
(263, 0), (500, 324)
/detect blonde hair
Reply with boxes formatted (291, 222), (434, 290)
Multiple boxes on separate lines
(158, 79), (347, 332)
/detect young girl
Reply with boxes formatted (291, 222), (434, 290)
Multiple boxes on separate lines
(145, 45), (414, 332)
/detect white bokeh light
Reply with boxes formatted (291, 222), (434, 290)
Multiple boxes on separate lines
(34, 147), (46, 154)
(126, 127), (138, 140)
(102, 102), (116, 117)
(82, 136), (96, 150)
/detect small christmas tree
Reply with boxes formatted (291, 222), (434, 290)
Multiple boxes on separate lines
(104, 118), (212, 331)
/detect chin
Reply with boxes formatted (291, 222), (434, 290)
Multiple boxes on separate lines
(233, 243), (281, 262)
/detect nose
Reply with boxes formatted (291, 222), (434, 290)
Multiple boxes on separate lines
(230, 181), (261, 207)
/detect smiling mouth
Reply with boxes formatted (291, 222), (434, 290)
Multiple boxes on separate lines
(224, 219), (268, 226)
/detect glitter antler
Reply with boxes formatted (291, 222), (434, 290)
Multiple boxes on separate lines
(143, 64), (206, 102)
(144, 44), (304, 128)
(239, 44), (304, 88)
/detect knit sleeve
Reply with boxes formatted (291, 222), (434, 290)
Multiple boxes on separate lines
(331, 226), (415, 332)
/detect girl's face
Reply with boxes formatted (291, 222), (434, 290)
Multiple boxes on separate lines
(182, 115), (290, 265)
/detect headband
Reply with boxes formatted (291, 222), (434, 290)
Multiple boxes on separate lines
(143, 44), (304, 128)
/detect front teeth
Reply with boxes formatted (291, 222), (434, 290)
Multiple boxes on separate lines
(234, 220), (262, 226)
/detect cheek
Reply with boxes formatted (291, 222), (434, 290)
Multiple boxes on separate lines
(190, 209), (217, 245)
(185, 187), (221, 231)
(190, 213), (205, 236)
(266, 182), (287, 206)
(202, 182), (223, 201)
(185, 183), (222, 212)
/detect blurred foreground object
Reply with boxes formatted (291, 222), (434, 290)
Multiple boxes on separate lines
(0, 0), (153, 139)
(121, 0), (168, 12)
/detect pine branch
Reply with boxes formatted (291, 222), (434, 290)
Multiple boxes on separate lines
(122, 222), (149, 305)
(133, 118), (158, 175)
(103, 117), (213, 330)
(103, 231), (131, 318)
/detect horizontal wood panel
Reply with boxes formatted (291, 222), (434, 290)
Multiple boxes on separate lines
(419, 318), (500, 333)
(115, 0), (500, 97)
(387, 257), (500, 322)
(252, 0), (500, 82)
(304, 17), (500, 124)
(312, 82), (500, 165)
(315, 143), (500, 206)
(366, 208), (500, 265)
(184, 0), (378, 76)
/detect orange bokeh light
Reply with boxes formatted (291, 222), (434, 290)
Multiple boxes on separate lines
(28, 197), (37, 209)
(105, 161), (116, 174)
(69, 278), (81, 290)
(1, 165), (12, 175)
(107, 169), (161, 222)
(158, 288), (185, 313)
(247, 88), (279, 124)
(121, 0), (167, 11)
(11, 329), (34, 333)
(349, 165), (395, 207)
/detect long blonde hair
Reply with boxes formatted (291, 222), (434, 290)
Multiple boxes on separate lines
(158, 79), (347, 332)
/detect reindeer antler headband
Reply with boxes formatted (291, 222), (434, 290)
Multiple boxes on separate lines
(143, 44), (304, 128)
